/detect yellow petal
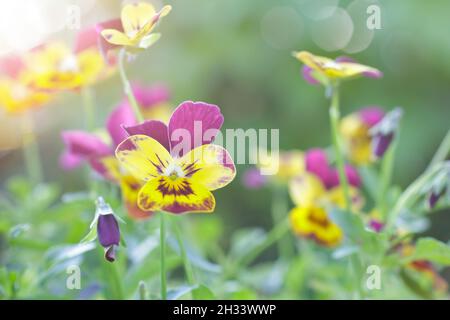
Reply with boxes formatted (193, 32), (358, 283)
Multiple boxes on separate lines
(289, 205), (342, 247)
(120, 174), (153, 219)
(101, 29), (133, 46)
(176, 144), (236, 191)
(137, 176), (216, 214)
(121, 2), (156, 37)
(115, 134), (173, 182)
(289, 173), (326, 206)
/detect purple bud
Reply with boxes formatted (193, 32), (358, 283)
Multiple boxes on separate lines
(428, 188), (446, 210)
(372, 132), (394, 159)
(97, 213), (120, 262)
(368, 219), (384, 233)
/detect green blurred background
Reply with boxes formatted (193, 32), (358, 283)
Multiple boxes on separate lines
(1, 0), (449, 253)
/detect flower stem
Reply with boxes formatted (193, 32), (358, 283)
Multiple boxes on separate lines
(238, 217), (290, 270)
(350, 254), (364, 300)
(386, 162), (445, 231)
(271, 186), (293, 260)
(118, 49), (144, 123)
(21, 112), (43, 184)
(328, 85), (351, 211)
(171, 216), (196, 285)
(81, 87), (95, 130)
(429, 128), (450, 170)
(160, 212), (167, 300)
(377, 134), (399, 220)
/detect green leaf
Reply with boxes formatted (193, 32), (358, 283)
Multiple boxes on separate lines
(191, 285), (215, 300)
(406, 237), (450, 265)
(80, 226), (97, 243)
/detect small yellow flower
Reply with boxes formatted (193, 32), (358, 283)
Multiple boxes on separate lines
(0, 78), (51, 114)
(289, 205), (343, 247)
(294, 51), (382, 84)
(257, 150), (305, 183)
(101, 2), (171, 52)
(326, 186), (364, 212)
(24, 43), (106, 91)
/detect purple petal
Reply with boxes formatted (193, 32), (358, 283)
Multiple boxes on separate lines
(0, 54), (24, 78)
(73, 26), (98, 53)
(363, 70), (383, 79)
(335, 56), (355, 63)
(326, 165), (361, 189)
(369, 219), (384, 233)
(242, 168), (267, 189)
(97, 213), (120, 247)
(359, 107), (385, 128)
(104, 245), (116, 262)
(61, 131), (111, 158)
(168, 101), (224, 157)
(95, 18), (123, 65)
(305, 149), (330, 186)
(107, 102), (137, 148)
(372, 132), (394, 159)
(428, 188), (446, 210)
(59, 151), (83, 170)
(131, 83), (170, 109)
(123, 120), (170, 151)
(301, 65), (320, 85)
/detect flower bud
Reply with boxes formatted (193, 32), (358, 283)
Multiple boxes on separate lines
(95, 197), (120, 262)
(369, 107), (403, 160)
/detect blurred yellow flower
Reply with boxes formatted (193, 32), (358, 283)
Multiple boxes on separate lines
(0, 78), (51, 114)
(24, 43), (106, 91)
(257, 150), (305, 183)
(294, 51), (382, 84)
(340, 107), (385, 165)
(289, 205), (342, 247)
(101, 2), (171, 52)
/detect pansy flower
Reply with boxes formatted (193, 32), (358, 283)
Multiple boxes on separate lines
(290, 205), (343, 247)
(60, 84), (171, 219)
(369, 107), (403, 160)
(289, 148), (363, 210)
(0, 54), (52, 114)
(288, 149), (363, 247)
(340, 107), (385, 164)
(116, 101), (236, 214)
(100, 2), (171, 54)
(242, 150), (305, 189)
(294, 51), (382, 85)
(23, 41), (108, 91)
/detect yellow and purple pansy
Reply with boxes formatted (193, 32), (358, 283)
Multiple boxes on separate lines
(23, 40), (108, 92)
(340, 107), (385, 165)
(100, 2), (171, 53)
(0, 54), (52, 114)
(115, 101), (236, 214)
(288, 149), (363, 247)
(294, 51), (382, 85)
(60, 84), (171, 219)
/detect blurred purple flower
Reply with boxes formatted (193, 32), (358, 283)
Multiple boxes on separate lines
(242, 168), (267, 189)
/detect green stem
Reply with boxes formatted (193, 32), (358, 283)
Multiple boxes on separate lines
(236, 217), (290, 271)
(118, 49), (144, 122)
(386, 163), (445, 231)
(329, 85), (351, 211)
(108, 261), (125, 300)
(429, 129), (450, 169)
(350, 255), (364, 300)
(377, 135), (398, 220)
(171, 216), (196, 285)
(160, 212), (167, 300)
(21, 113), (43, 184)
(81, 87), (95, 130)
(271, 186), (293, 260)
